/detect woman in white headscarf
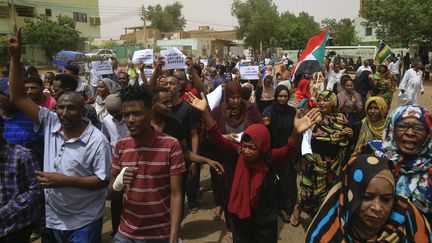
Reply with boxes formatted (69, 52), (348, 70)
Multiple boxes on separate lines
(94, 78), (119, 121)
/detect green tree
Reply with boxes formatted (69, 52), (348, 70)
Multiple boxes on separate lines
(22, 15), (80, 58)
(321, 18), (357, 46)
(231, 0), (280, 52)
(361, 0), (432, 62)
(22, 14), (81, 59)
(270, 11), (321, 50)
(147, 2), (186, 32)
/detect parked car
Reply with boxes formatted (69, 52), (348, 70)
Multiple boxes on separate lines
(85, 49), (117, 59)
(52, 51), (86, 73)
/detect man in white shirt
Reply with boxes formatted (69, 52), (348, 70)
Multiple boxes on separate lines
(399, 59), (424, 105)
(326, 64), (345, 92)
(388, 56), (401, 84)
(355, 60), (373, 78)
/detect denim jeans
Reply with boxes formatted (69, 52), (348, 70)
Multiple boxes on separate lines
(49, 218), (103, 243)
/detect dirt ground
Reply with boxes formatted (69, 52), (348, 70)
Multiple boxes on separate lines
(35, 82), (432, 243)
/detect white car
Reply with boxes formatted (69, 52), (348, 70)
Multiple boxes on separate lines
(85, 49), (117, 59)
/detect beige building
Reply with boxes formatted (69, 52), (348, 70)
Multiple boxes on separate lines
(0, 0), (101, 40)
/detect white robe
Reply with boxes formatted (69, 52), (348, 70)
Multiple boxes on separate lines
(398, 68), (423, 105)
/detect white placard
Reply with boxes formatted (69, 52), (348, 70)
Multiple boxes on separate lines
(143, 68), (154, 80)
(200, 59), (208, 66)
(91, 60), (113, 76)
(234, 132), (244, 143)
(240, 66), (259, 80)
(301, 129), (313, 155)
(132, 49), (154, 65)
(206, 85), (223, 111)
(160, 47), (187, 70)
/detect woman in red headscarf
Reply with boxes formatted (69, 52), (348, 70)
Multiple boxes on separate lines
(295, 77), (316, 108)
(207, 81), (261, 234)
(187, 91), (320, 243)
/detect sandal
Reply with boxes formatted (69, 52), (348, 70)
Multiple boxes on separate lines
(290, 204), (301, 227)
(212, 206), (223, 221)
(279, 210), (290, 223)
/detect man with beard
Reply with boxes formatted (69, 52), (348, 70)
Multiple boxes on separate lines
(7, 26), (112, 243)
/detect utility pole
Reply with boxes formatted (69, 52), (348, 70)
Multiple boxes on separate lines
(10, 0), (16, 25)
(141, 4), (148, 48)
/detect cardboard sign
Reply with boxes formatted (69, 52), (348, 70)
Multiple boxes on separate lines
(206, 85), (223, 111)
(143, 68), (154, 80)
(160, 47), (187, 70)
(200, 59), (208, 66)
(91, 60), (113, 76)
(132, 49), (154, 65)
(240, 66), (259, 80)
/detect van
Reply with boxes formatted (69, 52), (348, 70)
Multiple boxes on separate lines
(52, 51), (86, 73)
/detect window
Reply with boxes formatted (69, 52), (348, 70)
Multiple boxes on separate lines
(365, 27), (373, 36)
(89, 16), (100, 26)
(16, 5), (35, 17)
(45, 9), (52, 17)
(0, 4), (9, 17)
(73, 12), (87, 23)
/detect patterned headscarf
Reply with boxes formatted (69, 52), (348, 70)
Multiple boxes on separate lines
(317, 90), (338, 110)
(306, 155), (431, 242)
(381, 105), (432, 213)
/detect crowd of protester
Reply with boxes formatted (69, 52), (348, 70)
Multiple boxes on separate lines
(1, 27), (432, 243)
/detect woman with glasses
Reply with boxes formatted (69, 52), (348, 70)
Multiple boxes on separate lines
(368, 105), (432, 223)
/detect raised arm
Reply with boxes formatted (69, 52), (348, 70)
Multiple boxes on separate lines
(149, 57), (164, 87)
(186, 91), (239, 155)
(7, 26), (40, 124)
(187, 57), (205, 94)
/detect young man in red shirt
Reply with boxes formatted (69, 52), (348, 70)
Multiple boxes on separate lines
(109, 85), (185, 243)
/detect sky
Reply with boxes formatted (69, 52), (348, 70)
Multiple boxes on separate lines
(99, 0), (361, 40)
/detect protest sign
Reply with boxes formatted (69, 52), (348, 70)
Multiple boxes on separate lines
(206, 85), (223, 111)
(144, 68), (154, 80)
(132, 49), (154, 65)
(240, 66), (259, 80)
(91, 60), (113, 76)
(200, 59), (208, 66)
(160, 47), (187, 70)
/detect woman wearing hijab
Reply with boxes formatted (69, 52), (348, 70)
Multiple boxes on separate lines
(255, 74), (275, 114)
(337, 75), (363, 124)
(354, 70), (373, 114)
(262, 85), (297, 222)
(371, 64), (396, 107)
(293, 90), (353, 225)
(208, 81), (261, 226)
(94, 78), (119, 121)
(306, 154), (431, 242)
(353, 96), (387, 155)
(187, 91), (320, 243)
(368, 105), (432, 223)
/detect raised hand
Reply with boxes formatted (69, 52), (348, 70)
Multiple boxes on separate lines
(6, 25), (22, 57)
(293, 108), (321, 134)
(186, 92), (207, 112)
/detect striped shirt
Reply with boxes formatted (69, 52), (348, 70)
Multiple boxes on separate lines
(112, 130), (186, 240)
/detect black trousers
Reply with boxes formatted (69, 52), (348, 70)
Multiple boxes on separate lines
(231, 215), (277, 243)
(0, 223), (34, 243)
(111, 195), (123, 234)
